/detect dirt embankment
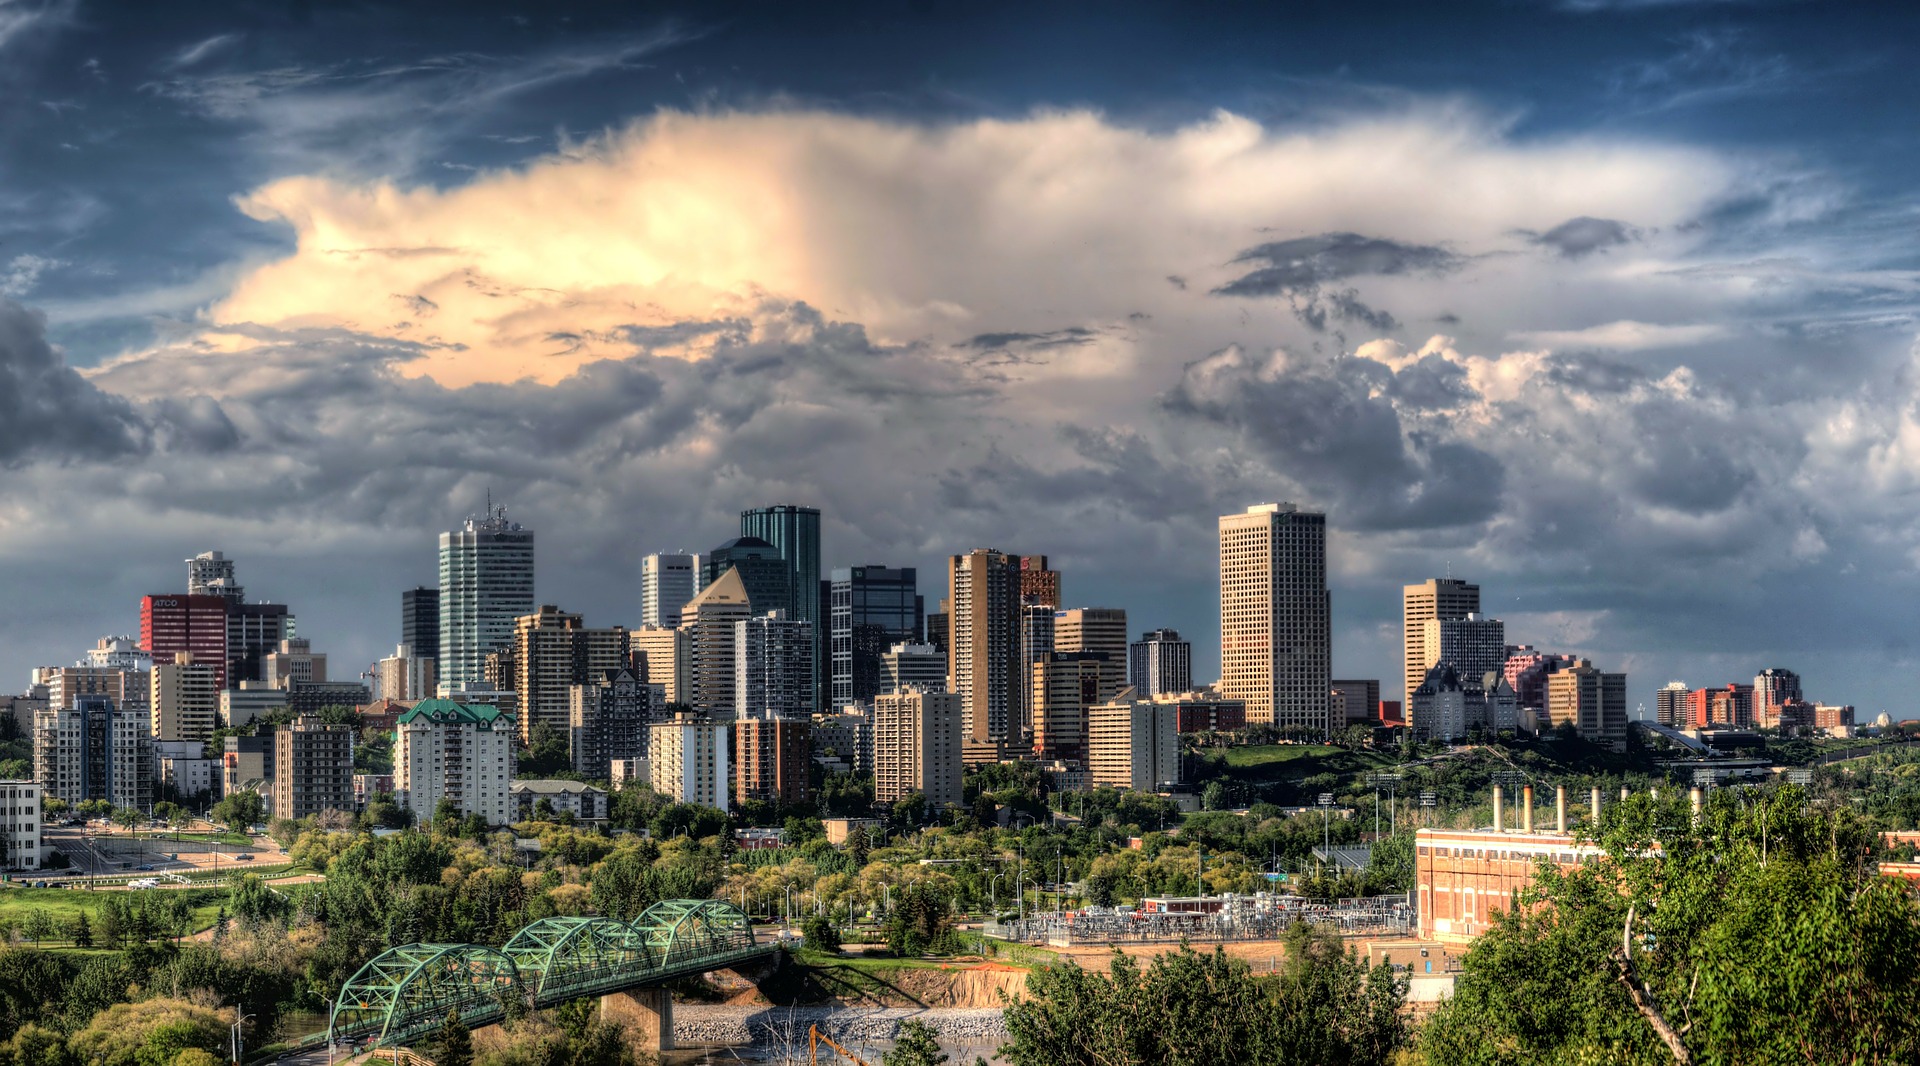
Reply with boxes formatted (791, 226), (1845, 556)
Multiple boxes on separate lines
(705, 958), (1028, 1009)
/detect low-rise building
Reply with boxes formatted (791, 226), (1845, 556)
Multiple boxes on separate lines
(353, 773), (395, 809)
(823, 817), (879, 846)
(154, 740), (220, 802)
(287, 680), (371, 717)
(609, 758), (648, 786)
(511, 779), (609, 822)
(393, 699), (516, 826)
(0, 780), (40, 870)
(1160, 691), (1249, 734)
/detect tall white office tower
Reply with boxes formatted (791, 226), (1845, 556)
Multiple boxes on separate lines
(1218, 503), (1330, 733)
(438, 505), (535, 691)
(641, 553), (704, 629)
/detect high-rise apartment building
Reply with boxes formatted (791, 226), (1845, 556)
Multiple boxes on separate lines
(438, 506), (535, 692)
(1219, 504), (1330, 732)
(41, 666), (143, 711)
(1030, 652), (1111, 761)
(733, 717), (810, 805)
(813, 706), (873, 775)
(873, 688), (962, 807)
(1655, 681), (1690, 728)
(85, 636), (153, 672)
(1128, 629), (1192, 699)
(828, 566), (923, 708)
(948, 549), (1022, 745)
(141, 594), (230, 691)
(682, 569), (753, 719)
(641, 553), (704, 629)
(1753, 668), (1803, 728)
(511, 606), (630, 744)
(187, 550), (244, 603)
(393, 698), (516, 826)
(881, 642), (947, 695)
(376, 644), (436, 701)
(1403, 578), (1480, 704)
(631, 626), (689, 705)
(1017, 603), (1056, 727)
(261, 638), (328, 688)
(34, 696), (152, 810)
(650, 710), (730, 811)
(1547, 660), (1628, 741)
(739, 505), (824, 708)
(1504, 647), (1572, 714)
(1329, 678), (1382, 728)
(150, 653), (219, 742)
(0, 780), (40, 870)
(1685, 684), (1754, 730)
(736, 612), (813, 721)
(271, 716), (356, 819)
(402, 586), (440, 664)
(1087, 693), (1181, 792)
(568, 668), (651, 780)
(1437, 614), (1507, 687)
(1054, 608), (1128, 703)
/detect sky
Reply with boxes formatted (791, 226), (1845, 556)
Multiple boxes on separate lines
(2, 0), (1919, 717)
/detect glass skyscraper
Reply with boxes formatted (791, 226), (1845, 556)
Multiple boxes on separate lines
(739, 505), (823, 706)
(438, 506), (534, 691)
(830, 566), (923, 708)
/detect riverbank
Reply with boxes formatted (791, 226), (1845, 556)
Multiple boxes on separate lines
(675, 1004), (1008, 1046)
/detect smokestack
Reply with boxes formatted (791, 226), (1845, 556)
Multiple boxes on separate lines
(1556, 785), (1567, 834)
(1492, 785), (1504, 833)
(1522, 785), (1534, 833)
(1591, 787), (1602, 823)
(1690, 786), (1703, 822)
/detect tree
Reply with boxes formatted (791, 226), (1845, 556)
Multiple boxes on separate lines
(1421, 787), (1920, 1065)
(432, 1009), (474, 1066)
(69, 911), (92, 948)
(211, 790), (265, 831)
(884, 1019), (949, 1066)
(20, 910), (55, 946)
(114, 806), (142, 834)
(803, 915), (841, 954)
(846, 824), (872, 867)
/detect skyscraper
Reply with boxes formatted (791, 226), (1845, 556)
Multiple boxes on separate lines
(439, 506), (535, 692)
(873, 688), (963, 807)
(641, 553), (704, 628)
(881, 642), (947, 694)
(739, 505), (823, 708)
(227, 602), (293, 686)
(1054, 607), (1129, 703)
(141, 594), (230, 691)
(187, 551), (245, 603)
(702, 537), (791, 618)
(402, 586), (440, 664)
(1129, 629), (1193, 699)
(1437, 614), (1507, 686)
(1219, 503), (1330, 732)
(947, 549), (1022, 747)
(1030, 652), (1109, 761)
(735, 611), (813, 721)
(1404, 578), (1480, 704)
(681, 568), (753, 719)
(829, 566), (924, 708)
(1017, 603), (1055, 724)
(1655, 681), (1690, 728)
(510, 605), (630, 744)
(1753, 668), (1803, 728)
(1019, 555), (1060, 609)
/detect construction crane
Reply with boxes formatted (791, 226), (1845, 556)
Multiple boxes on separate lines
(810, 1024), (876, 1066)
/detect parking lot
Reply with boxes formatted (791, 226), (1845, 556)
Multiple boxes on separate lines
(40, 821), (277, 882)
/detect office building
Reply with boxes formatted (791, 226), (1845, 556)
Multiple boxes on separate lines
(222, 686), (286, 731)
(1161, 691), (1249, 733)
(1055, 607), (1128, 704)
(1685, 684), (1754, 730)
(85, 636), (152, 673)
(1030, 652), (1113, 761)
(739, 505), (824, 708)
(227, 602), (294, 686)
(1655, 681), (1690, 728)
(287, 680), (370, 717)
(1330, 679), (1382, 728)
(1815, 704), (1855, 729)
(439, 506), (536, 691)
(1017, 603), (1055, 725)
(510, 605), (630, 743)
(829, 565), (923, 708)
(402, 587), (440, 664)
(650, 710), (730, 811)
(377, 645), (436, 702)
(568, 668), (651, 779)
(881, 642), (946, 694)
(873, 688), (963, 808)
(733, 717), (811, 805)
(925, 603), (950, 660)
(1219, 503), (1330, 732)
(1504, 647), (1573, 715)
(1129, 629), (1192, 699)
(1088, 691), (1181, 792)
(1403, 578), (1480, 704)
(150, 653), (219, 742)
(641, 553), (702, 629)
(682, 569), (753, 718)
(631, 626), (689, 704)
(1019, 555), (1060, 608)
(141, 594), (230, 691)
(512, 780), (609, 822)
(1546, 660), (1628, 741)
(261, 638), (328, 688)
(1754, 668), (1803, 728)
(393, 698), (516, 826)
(703, 537), (792, 622)
(222, 734), (273, 798)
(1437, 615), (1506, 688)
(34, 696), (153, 811)
(0, 780), (40, 870)
(736, 611), (813, 720)
(948, 549), (1022, 745)
(271, 716), (355, 819)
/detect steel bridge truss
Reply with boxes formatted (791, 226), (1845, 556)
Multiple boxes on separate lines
(327, 899), (765, 1049)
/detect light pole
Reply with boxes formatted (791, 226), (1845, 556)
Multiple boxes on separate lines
(230, 1009), (253, 1066)
(990, 873), (1005, 916)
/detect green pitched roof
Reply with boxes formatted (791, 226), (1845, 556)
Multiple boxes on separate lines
(395, 698), (512, 726)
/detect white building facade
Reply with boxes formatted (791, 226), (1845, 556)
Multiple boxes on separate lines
(393, 699), (517, 826)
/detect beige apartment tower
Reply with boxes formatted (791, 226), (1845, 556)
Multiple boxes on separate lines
(511, 606), (630, 744)
(681, 568), (753, 719)
(1403, 578), (1480, 704)
(1546, 659), (1628, 741)
(150, 652), (219, 742)
(873, 687), (963, 808)
(631, 625), (689, 704)
(1053, 607), (1129, 704)
(1087, 691), (1181, 792)
(1218, 503), (1330, 731)
(947, 550), (1022, 745)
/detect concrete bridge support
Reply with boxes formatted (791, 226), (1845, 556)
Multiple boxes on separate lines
(602, 987), (674, 1052)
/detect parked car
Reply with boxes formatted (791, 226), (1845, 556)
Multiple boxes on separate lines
(135, 865), (154, 872)
(235, 853), (254, 861)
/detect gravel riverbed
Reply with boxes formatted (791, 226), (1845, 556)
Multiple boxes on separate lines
(674, 1005), (1007, 1047)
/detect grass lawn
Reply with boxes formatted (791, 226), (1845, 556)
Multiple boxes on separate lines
(1223, 744), (1344, 768)
(0, 885), (229, 941)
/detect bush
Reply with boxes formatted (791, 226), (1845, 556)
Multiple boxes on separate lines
(803, 916), (841, 954)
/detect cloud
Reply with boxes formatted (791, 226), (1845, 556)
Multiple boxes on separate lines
(0, 253), (63, 296)
(0, 299), (148, 463)
(166, 32), (242, 70)
(0, 0), (72, 55)
(1527, 216), (1638, 258)
(1511, 320), (1729, 350)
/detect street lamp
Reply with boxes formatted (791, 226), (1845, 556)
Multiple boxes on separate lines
(990, 873), (1006, 916)
(229, 1009), (253, 1066)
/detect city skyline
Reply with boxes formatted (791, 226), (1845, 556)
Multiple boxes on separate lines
(1, 3), (1918, 717)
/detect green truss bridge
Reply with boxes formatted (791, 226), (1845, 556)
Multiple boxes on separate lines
(321, 899), (771, 1051)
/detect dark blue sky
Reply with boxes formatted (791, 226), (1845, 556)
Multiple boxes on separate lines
(2, 0), (1918, 716)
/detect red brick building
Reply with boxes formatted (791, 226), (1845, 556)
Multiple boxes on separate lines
(141, 594), (230, 691)
(1416, 826), (1601, 942)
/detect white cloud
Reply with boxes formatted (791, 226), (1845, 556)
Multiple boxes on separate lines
(0, 253), (63, 296)
(1510, 320), (1730, 350)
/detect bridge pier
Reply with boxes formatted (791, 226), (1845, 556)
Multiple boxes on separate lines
(602, 987), (674, 1052)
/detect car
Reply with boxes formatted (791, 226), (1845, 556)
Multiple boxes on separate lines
(135, 865), (154, 871)
(235, 854), (254, 861)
